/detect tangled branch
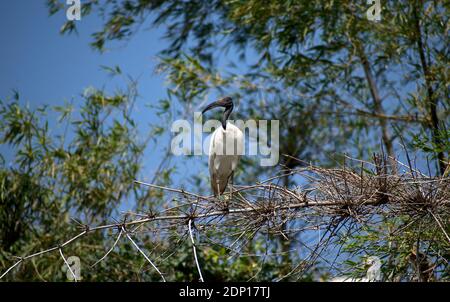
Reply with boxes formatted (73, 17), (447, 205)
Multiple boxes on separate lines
(1, 154), (449, 281)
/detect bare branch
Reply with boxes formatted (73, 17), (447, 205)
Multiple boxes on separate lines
(91, 229), (123, 267)
(123, 227), (166, 282)
(59, 248), (77, 282)
(1, 156), (448, 281)
(188, 219), (204, 282)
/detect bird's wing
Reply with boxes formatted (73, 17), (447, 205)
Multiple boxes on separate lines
(209, 130), (232, 195)
(208, 125), (243, 196)
(209, 130), (228, 195)
(209, 131), (218, 195)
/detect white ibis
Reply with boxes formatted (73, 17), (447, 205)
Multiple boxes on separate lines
(330, 256), (382, 282)
(202, 97), (244, 196)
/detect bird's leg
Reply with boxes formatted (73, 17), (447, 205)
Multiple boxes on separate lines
(229, 171), (234, 202)
(216, 182), (223, 205)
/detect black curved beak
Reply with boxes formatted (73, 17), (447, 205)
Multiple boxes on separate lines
(201, 101), (222, 114)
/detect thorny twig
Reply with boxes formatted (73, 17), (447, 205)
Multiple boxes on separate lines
(91, 229), (123, 267)
(188, 219), (204, 282)
(59, 248), (77, 282)
(1, 156), (449, 281)
(123, 227), (166, 282)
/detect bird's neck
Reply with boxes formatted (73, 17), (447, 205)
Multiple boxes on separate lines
(221, 106), (233, 130)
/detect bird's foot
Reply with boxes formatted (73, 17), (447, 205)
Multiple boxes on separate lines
(215, 195), (230, 211)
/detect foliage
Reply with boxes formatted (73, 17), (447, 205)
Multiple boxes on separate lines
(0, 84), (146, 280)
(0, 0), (448, 281)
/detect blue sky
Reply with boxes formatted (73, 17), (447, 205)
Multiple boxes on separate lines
(0, 1), (435, 189)
(0, 1), (167, 106)
(0, 1), (231, 213)
(0, 1), (439, 275)
(0, 1), (196, 195)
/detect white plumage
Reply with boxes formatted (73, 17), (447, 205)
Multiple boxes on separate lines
(202, 97), (243, 196)
(208, 122), (244, 195)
